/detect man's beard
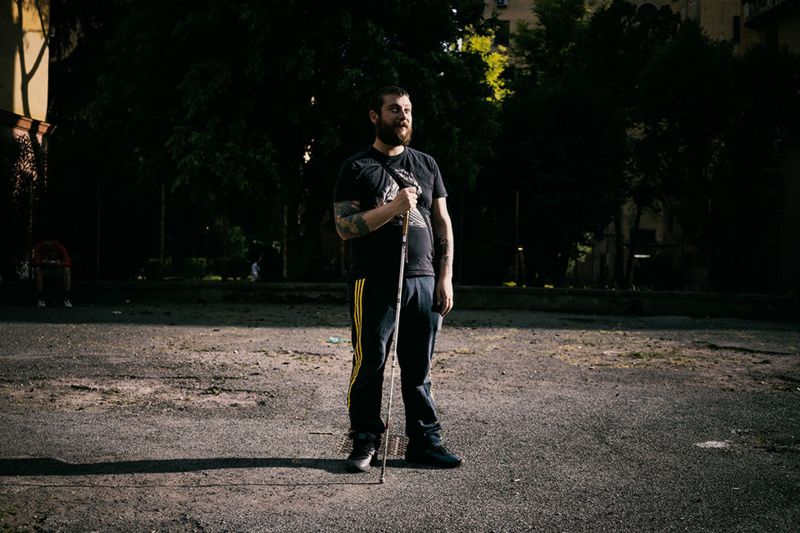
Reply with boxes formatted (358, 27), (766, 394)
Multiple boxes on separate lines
(376, 117), (412, 147)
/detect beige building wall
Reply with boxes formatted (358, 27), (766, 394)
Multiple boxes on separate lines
(484, 0), (752, 45)
(0, 0), (50, 122)
(484, 0), (537, 28)
(781, 8), (800, 50)
(698, 0), (741, 40)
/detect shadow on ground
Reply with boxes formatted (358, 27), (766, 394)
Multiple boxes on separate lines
(0, 303), (797, 332)
(0, 457), (421, 477)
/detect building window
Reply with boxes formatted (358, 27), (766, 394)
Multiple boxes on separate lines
(495, 19), (511, 47)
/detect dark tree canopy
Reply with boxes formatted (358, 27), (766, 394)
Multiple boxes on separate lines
(477, 0), (800, 289)
(7, 0), (795, 292)
(44, 0), (498, 280)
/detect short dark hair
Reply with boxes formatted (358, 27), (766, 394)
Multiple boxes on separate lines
(370, 86), (409, 115)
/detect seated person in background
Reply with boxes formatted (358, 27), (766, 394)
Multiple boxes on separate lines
(250, 253), (263, 282)
(32, 239), (72, 308)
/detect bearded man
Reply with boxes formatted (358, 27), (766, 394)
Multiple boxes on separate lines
(333, 86), (462, 472)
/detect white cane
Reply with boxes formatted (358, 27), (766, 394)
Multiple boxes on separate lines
(379, 210), (410, 483)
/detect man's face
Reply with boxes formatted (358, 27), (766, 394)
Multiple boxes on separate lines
(373, 94), (413, 147)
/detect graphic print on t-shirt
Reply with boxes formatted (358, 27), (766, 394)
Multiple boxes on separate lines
(379, 167), (427, 229)
(334, 145), (447, 277)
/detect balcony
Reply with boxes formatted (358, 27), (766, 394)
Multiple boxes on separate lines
(742, 0), (799, 28)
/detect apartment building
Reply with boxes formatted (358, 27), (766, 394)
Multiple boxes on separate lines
(742, 0), (800, 50)
(486, 0), (754, 46)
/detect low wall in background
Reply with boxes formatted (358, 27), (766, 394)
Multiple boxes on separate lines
(455, 286), (798, 320)
(2, 280), (797, 321)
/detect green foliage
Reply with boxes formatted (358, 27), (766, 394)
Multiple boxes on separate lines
(490, 0), (629, 284)
(493, 86), (627, 284)
(462, 29), (511, 102)
(581, 1), (681, 115)
(514, 0), (588, 82)
(634, 21), (735, 242)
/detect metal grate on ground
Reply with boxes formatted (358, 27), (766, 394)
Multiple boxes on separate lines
(338, 434), (408, 457)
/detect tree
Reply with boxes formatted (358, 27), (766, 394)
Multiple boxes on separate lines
(0, 135), (47, 283)
(45, 0), (498, 280)
(709, 43), (800, 291)
(582, 1), (682, 287)
(634, 21), (735, 287)
(488, 0), (628, 285)
(495, 86), (627, 285)
(514, 0), (587, 83)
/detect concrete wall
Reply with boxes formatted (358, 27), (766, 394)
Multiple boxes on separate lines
(0, 0), (50, 121)
(7, 281), (796, 321)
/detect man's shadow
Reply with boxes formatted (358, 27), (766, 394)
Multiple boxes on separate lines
(0, 457), (407, 478)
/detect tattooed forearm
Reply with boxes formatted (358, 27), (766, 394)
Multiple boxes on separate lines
(436, 236), (453, 274)
(334, 201), (370, 239)
(432, 197), (454, 280)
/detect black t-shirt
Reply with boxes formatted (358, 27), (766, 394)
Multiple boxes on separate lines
(334, 146), (448, 278)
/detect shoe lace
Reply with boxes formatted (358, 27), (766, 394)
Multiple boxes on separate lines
(423, 442), (454, 455)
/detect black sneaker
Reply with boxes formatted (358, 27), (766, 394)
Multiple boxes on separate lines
(346, 433), (380, 473)
(406, 441), (463, 468)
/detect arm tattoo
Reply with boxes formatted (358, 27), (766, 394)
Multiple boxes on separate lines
(334, 201), (370, 239)
(436, 236), (453, 271)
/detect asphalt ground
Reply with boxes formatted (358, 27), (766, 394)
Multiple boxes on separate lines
(0, 303), (798, 532)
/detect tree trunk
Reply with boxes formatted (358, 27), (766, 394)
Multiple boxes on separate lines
(159, 182), (166, 280)
(614, 207), (625, 288)
(282, 205), (288, 280)
(222, 213), (229, 281)
(624, 203), (643, 289)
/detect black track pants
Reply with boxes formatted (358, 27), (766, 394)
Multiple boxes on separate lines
(346, 274), (443, 444)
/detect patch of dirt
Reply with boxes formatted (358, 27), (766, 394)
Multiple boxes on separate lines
(1, 304), (799, 531)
